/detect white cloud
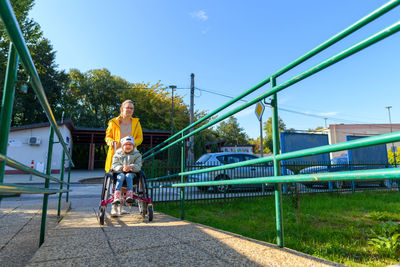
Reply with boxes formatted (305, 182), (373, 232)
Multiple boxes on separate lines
(319, 111), (339, 116)
(190, 10), (208, 21)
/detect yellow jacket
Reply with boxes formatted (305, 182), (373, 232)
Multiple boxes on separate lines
(104, 117), (143, 172)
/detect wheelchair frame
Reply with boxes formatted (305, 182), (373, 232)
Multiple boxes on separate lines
(99, 170), (153, 225)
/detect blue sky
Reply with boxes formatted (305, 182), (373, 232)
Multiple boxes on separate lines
(29, 0), (400, 139)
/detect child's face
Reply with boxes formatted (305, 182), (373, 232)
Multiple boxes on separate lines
(122, 142), (134, 153)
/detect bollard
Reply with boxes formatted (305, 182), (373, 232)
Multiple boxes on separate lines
(29, 160), (34, 181)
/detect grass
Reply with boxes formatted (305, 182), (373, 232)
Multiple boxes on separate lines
(156, 191), (400, 266)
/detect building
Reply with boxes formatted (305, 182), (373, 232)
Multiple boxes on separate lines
(328, 123), (400, 158)
(6, 121), (73, 174)
(6, 120), (170, 173)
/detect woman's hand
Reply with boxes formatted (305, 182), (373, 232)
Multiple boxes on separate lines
(112, 141), (118, 149)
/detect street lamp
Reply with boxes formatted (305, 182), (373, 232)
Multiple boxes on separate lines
(169, 85), (177, 134)
(385, 106), (397, 167)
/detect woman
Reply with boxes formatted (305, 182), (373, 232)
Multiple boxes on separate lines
(104, 99), (143, 173)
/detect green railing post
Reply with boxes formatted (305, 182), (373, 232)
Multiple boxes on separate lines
(57, 150), (65, 217)
(66, 160), (71, 202)
(39, 126), (54, 247)
(180, 133), (185, 220)
(0, 42), (19, 185)
(271, 77), (284, 248)
(150, 154), (154, 199)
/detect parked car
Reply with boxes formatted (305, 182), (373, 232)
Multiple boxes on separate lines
(299, 155), (392, 189)
(187, 152), (293, 193)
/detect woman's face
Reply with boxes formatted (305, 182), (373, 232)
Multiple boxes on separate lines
(120, 103), (134, 118)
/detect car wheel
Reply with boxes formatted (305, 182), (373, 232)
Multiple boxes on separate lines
(381, 180), (391, 188)
(302, 183), (314, 189)
(334, 181), (344, 189)
(198, 186), (209, 193)
(213, 175), (230, 193)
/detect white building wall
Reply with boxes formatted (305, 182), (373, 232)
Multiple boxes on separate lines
(328, 124), (400, 159)
(6, 125), (72, 173)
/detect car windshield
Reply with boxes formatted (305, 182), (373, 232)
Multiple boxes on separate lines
(332, 157), (348, 164)
(196, 154), (212, 163)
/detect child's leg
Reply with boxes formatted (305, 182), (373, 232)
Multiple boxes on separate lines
(125, 173), (134, 191)
(115, 173), (126, 191)
(113, 173), (126, 204)
(125, 173), (134, 203)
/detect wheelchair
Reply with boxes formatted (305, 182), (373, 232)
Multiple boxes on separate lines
(99, 170), (153, 225)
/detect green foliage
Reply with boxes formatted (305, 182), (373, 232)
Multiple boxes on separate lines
(12, 38), (69, 126)
(194, 134), (207, 160)
(368, 222), (400, 257)
(215, 116), (249, 145)
(0, 0), (68, 126)
(387, 149), (400, 167)
(263, 116), (286, 152)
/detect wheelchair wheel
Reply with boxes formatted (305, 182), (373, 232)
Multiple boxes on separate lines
(138, 173), (153, 221)
(148, 204), (153, 221)
(99, 173), (112, 225)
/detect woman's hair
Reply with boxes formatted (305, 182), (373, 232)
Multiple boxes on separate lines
(118, 99), (134, 121)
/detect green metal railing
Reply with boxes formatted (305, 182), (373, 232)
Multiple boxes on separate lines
(0, 0), (74, 247)
(145, 0), (400, 248)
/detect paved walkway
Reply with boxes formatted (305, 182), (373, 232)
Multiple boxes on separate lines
(25, 198), (341, 267)
(3, 169), (105, 184)
(0, 199), (70, 267)
(2, 170), (342, 266)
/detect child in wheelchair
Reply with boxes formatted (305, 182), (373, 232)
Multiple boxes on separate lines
(110, 135), (142, 217)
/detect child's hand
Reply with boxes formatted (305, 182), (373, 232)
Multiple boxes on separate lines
(123, 165), (132, 172)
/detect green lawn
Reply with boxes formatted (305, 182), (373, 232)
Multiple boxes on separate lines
(156, 191), (400, 266)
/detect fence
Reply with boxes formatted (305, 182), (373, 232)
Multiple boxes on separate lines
(143, 160), (398, 202)
(0, 0), (73, 246)
(143, 0), (400, 248)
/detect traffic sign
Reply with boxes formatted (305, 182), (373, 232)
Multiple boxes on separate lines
(255, 101), (265, 121)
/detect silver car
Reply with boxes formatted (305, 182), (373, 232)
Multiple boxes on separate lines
(187, 152), (283, 193)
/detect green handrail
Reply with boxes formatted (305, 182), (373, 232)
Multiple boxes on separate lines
(147, 0), (400, 249)
(143, 0), (400, 160)
(0, 0), (73, 247)
(144, 20), (400, 160)
(171, 168), (400, 188)
(0, 153), (68, 186)
(149, 131), (400, 180)
(0, 184), (68, 194)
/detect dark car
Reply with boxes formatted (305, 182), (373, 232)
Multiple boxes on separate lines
(299, 155), (392, 189)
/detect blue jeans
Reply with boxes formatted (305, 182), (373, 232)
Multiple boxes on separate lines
(116, 173), (134, 191)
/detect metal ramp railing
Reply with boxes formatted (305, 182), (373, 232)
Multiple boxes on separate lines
(0, 0), (74, 246)
(143, 0), (400, 248)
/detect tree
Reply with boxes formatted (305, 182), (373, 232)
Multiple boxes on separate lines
(215, 116), (249, 145)
(307, 126), (324, 132)
(263, 116), (286, 152)
(0, 1), (69, 126)
(118, 82), (190, 131)
(67, 68), (129, 127)
(0, 0), (42, 92)
(12, 38), (69, 126)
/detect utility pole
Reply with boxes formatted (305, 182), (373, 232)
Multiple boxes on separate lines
(188, 73), (195, 163)
(324, 118), (327, 128)
(386, 106), (397, 167)
(169, 85), (176, 134)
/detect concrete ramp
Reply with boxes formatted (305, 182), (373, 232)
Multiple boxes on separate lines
(28, 198), (342, 266)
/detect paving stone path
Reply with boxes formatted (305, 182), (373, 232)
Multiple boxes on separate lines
(21, 198), (342, 267)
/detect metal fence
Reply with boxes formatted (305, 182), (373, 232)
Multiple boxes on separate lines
(143, 0), (400, 248)
(144, 160), (398, 203)
(0, 0), (73, 246)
